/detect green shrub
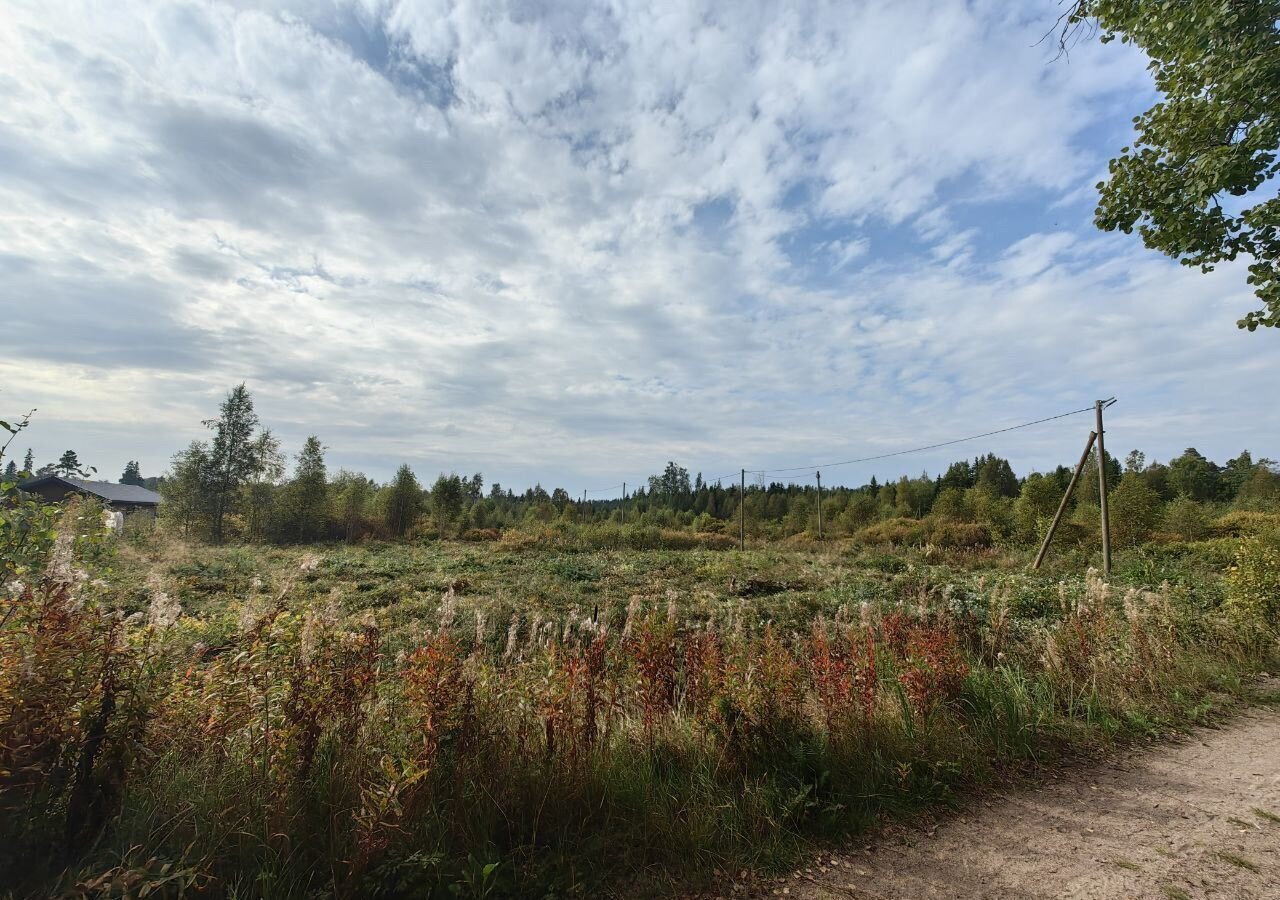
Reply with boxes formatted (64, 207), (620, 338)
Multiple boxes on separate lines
(854, 517), (927, 546)
(1224, 530), (1280, 631)
(1162, 497), (1210, 541)
(1212, 511), (1280, 538)
(926, 521), (993, 549)
(1109, 475), (1162, 548)
(460, 528), (502, 542)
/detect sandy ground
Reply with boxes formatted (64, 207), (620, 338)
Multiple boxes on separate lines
(727, 703), (1280, 900)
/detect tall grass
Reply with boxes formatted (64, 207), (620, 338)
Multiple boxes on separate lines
(1, 517), (1275, 898)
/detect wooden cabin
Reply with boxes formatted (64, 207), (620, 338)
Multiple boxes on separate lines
(19, 474), (162, 520)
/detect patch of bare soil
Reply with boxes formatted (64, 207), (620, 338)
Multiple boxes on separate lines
(725, 702), (1280, 899)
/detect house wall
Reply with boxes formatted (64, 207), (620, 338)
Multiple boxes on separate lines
(26, 483), (74, 504)
(22, 482), (159, 519)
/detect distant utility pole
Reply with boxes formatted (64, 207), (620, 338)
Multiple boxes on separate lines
(739, 468), (746, 551)
(815, 470), (823, 539)
(621, 482), (626, 527)
(1095, 398), (1114, 576)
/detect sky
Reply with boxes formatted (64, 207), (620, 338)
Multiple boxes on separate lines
(1, 0), (1275, 495)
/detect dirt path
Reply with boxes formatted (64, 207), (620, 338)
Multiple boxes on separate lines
(732, 705), (1280, 900)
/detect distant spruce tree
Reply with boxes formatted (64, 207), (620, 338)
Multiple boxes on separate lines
(55, 450), (81, 476)
(120, 460), (144, 485)
(22, 449), (33, 475)
(3, 460), (16, 481)
(384, 464), (423, 538)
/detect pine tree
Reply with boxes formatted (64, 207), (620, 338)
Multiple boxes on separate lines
(3, 460), (16, 481)
(22, 449), (33, 475)
(55, 450), (81, 476)
(120, 460), (143, 485)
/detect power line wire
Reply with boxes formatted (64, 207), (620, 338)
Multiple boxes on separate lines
(576, 402), (1108, 494)
(746, 403), (1103, 476)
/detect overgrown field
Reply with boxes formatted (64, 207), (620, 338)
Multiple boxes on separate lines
(2, 512), (1278, 899)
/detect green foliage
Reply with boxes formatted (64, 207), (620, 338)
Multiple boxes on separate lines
(431, 473), (466, 537)
(55, 448), (82, 476)
(1071, 0), (1280, 329)
(119, 460), (143, 486)
(333, 470), (377, 543)
(1014, 473), (1062, 540)
(278, 436), (328, 543)
(1163, 496), (1210, 541)
(1233, 464), (1280, 510)
(160, 441), (210, 537)
(931, 486), (970, 521)
(1078, 448), (1122, 505)
(1167, 447), (1220, 501)
(1224, 529), (1280, 630)
(1212, 510), (1280, 537)
(383, 464), (423, 538)
(0, 411), (60, 587)
(1110, 473), (1163, 547)
(243, 430), (284, 542)
(201, 384), (269, 543)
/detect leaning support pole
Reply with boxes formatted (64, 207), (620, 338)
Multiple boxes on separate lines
(1032, 430), (1097, 570)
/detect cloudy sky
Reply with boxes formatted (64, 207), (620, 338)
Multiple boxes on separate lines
(2, 0), (1274, 493)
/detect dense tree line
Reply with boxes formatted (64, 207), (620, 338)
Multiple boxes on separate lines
(153, 386), (1279, 547)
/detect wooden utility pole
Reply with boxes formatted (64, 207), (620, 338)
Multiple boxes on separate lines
(1095, 399), (1112, 576)
(739, 468), (746, 550)
(1032, 430), (1096, 570)
(815, 470), (823, 539)
(621, 482), (626, 527)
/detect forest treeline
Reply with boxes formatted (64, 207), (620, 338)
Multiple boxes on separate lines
(126, 386), (1280, 546)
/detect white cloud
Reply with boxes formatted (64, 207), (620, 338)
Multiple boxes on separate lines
(1, 0), (1274, 489)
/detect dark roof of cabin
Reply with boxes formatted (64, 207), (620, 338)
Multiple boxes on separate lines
(19, 474), (162, 506)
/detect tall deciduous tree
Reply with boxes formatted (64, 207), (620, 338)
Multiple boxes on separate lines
(1109, 472), (1162, 547)
(383, 464), (423, 538)
(203, 384), (264, 544)
(332, 470), (375, 543)
(431, 473), (465, 536)
(1068, 1), (1280, 329)
(1167, 447), (1220, 501)
(162, 442), (210, 537)
(243, 430), (283, 542)
(283, 436), (328, 543)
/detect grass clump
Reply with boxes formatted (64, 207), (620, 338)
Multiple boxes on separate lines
(1215, 851), (1261, 873)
